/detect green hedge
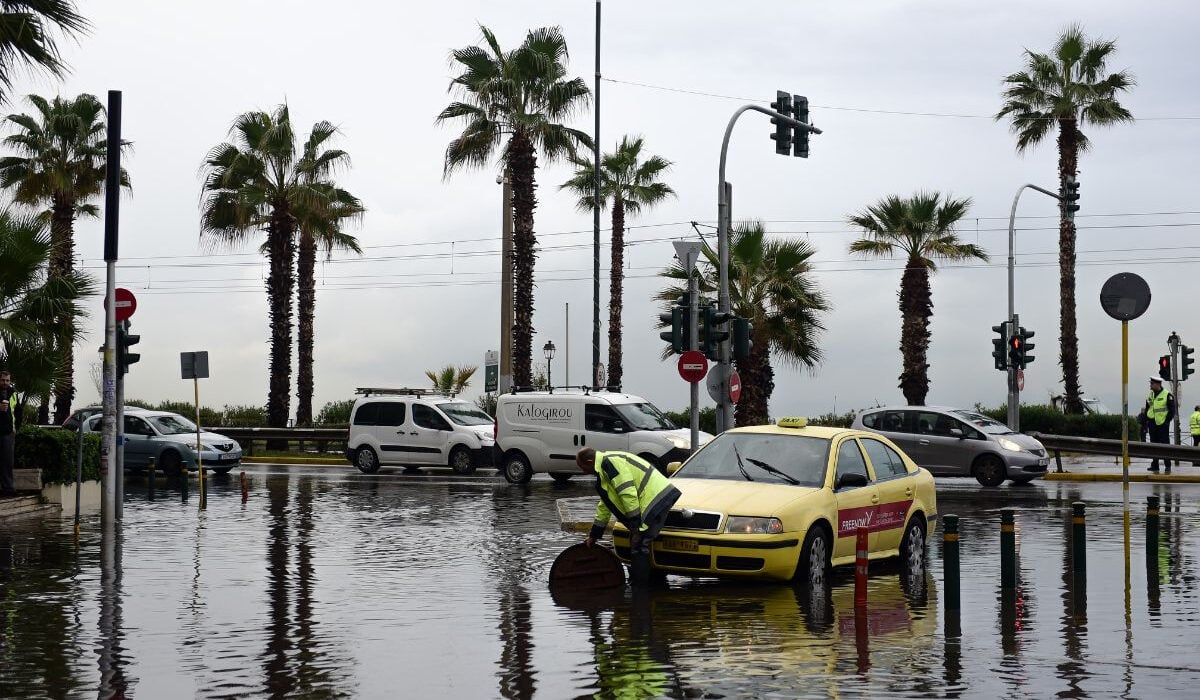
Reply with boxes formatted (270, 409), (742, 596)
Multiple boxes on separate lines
(14, 425), (101, 484)
(663, 407), (717, 435)
(978, 404), (1139, 440)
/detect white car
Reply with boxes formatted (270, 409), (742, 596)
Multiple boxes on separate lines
(82, 408), (243, 475)
(495, 389), (712, 483)
(344, 388), (496, 474)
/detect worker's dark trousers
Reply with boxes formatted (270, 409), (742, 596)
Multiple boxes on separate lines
(628, 491), (680, 587)
(1148, 424), (1172, 471)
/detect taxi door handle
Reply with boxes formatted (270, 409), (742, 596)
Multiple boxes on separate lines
(905, 488), (913, 497)
(871, 495), (879, 504)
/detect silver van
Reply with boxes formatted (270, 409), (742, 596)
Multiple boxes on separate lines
(852, 406), (1048, 486)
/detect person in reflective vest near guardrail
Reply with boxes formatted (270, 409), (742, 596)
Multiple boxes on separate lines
(1145, 376), (1176, 473)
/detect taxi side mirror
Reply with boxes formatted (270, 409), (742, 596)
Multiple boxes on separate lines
(836, 472), (869, 490)
(666, 461), (683, 476)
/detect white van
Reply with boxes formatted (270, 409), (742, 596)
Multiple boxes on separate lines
(494, 389), (711, 483)
(344, 388), (496, 474)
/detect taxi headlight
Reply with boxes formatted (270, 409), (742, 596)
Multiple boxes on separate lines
(998, 438), (1023, 452)
(724, 516), (784, 535)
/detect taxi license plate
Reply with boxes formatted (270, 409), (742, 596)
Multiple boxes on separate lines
(659, 537), (698, 553)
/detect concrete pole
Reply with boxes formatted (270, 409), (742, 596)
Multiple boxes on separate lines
(591, 0), (602, 390)
(688, 271), (700, 451)
(1169, 331), (1181, 444)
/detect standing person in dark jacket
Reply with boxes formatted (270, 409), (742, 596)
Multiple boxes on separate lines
(0, 371), (16, 497)
(1144, 376), (1176, 473)
(577, 447), (681, 587)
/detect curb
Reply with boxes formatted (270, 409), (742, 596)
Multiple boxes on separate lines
(1044, 472), (1200, 483)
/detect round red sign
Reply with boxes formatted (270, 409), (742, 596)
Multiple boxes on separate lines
(677, 351), (709, 383)
(106, 287), (138, 322)
(1017, 369), (1025, 392)
(729, 370), (742, 404)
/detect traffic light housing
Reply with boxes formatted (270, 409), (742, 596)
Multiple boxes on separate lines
(658, 307), (685, 355)
(1183, 345), (1195, 380)
(1062, 179), (1080, 213)
(769, 90), (793, 156)
(1008, 333), (1023, 368)
(1159, 355), (1172, 381)
(700, 304), (734, 360)
(991, 323), (1009, 371)
(732, 317), (753, 360)
(792, 94), (810, 158)
(116, 319), (140, 375)
(1017, 327), (1035, 369)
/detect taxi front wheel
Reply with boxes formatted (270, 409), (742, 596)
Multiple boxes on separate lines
(795, 527), (831, 587)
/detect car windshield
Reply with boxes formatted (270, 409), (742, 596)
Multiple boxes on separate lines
(951, 410), (1013, 435)
(612, 402), (677, 431)
(437, 402), (493, 426)
(150, 414), (199, 435)
(675, 433), (829, 487)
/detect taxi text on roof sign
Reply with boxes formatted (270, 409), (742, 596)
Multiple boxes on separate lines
(776, 417), (808, 428)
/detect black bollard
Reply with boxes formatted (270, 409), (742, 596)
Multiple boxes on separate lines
(1146, 495), (1160, 566)
(147, 457), (156, 501)
(1072, 502), (1086, 577)
(943, 515), (960, 613)
(1000, 509), (1016, 590)
(180, 467), (189, 502)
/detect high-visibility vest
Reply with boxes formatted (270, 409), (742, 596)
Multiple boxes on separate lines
(1190, 410), (1200, 435)
(1147, 389), (1170, 426)
(590, 451), (680, 537)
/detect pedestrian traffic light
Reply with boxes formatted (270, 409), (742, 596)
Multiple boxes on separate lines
(700, 305), (734, 360)
(992, 323), (1009, 371)
(732, 317), (753, 360)
(116, 319), (140, 375)
(658, 306), (685, 355)
(792, 94), (810, 158)
(1018, 327), (1035, 369)
(1062, 179), (1080, 213)
(769, 90), (793, 156)
(1182, 345), (1195, 380)
(1008, 333), (1023, 368)
(1159, 355), (1171, 381)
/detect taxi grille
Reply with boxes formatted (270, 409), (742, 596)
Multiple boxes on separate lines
(717, 556), (764, 571)
(654, 552), (710, 569)
(664, 509), (722, 532)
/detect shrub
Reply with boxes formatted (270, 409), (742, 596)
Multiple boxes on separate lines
(663, 407), (717, 435)
(221, 404), (267, 427)
(14, 425), (101, 484)
(978, 404), (1139, 440)
(809, 410), (856, 428)
(315, 399), (354, 426)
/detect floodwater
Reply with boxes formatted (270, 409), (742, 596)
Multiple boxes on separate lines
(1, 467), (1199, 699)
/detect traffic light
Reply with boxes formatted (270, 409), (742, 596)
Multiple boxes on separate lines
(1062, 179), (1080, 214)
(732, 317), (753, 360)
(1159, 355), (1171, 381)
(1008, 333), (1023, 368)
(1182, 345), (1195, 380)
(991, 323), (1009, 371)
(769, 90), (793, 156)
(658, 306), (685, 355)
(116, 319), (140, 375)
(700, 304), (734, 360)
(792, 95), (810, 158)
(1018, 327), (1035, 369)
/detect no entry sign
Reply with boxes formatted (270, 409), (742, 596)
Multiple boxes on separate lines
(107, 287), (137, 322)
(729, 370), (742, 404)
(677, 351), (709, 383)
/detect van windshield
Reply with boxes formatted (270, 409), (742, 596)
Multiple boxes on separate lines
(437, 402), (494, 426)
(612, 402), (677, 431)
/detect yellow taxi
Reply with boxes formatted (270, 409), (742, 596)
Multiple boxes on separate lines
(612, 417), (937, 583)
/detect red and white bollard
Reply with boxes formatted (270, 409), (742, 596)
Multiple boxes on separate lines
(854, 526), (869, 608)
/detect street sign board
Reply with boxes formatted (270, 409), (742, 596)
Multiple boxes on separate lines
(729, 371), (742, 404)
(107, 287), (137, 322)
(484, 350), (499, 392)
(677, 350), (709, 383)
(595, 363), (606, 389)
(1100, 273), (1151, 321)
(706, 363), (728, 402)
(181, 351), (209, 380)
(671, 241), (702, 272)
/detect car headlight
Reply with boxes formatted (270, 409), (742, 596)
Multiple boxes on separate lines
(668, 435), (689, 449)
(998, 438), (1023, 452)
(724, 516), (784, 535)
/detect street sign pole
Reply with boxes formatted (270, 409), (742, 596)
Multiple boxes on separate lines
(1100, 272), (1152, 494)
(100, 90), (122, 529)
(1169, 331), (1181, 445)
(673, 241), (703, 452)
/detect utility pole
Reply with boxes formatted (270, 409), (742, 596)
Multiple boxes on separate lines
(100, 90), (123, 528)
(591, 0), (602, 389)
(673, 241), (702, 450)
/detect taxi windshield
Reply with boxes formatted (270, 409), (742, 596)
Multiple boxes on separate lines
(436, 401), (493, 426)
(675, 433), (829, 487)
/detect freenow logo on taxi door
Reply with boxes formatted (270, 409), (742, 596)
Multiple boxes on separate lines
(515, 403), (573, 424)
(837, 500), (912, 537)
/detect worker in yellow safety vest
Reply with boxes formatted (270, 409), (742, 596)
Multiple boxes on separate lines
(577, 447), (681, 587)
(1144, 376), (1176, 473)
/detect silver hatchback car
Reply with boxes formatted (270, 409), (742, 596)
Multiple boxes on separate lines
(852, 406), (1048, 486)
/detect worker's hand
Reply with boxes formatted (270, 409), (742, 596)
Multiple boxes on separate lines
(584, 536), (596, 548)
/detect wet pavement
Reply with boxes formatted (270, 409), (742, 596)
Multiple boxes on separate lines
(1, 465), (1199, 699)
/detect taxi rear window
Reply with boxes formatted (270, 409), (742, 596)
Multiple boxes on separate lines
(676, 433), (829, 487)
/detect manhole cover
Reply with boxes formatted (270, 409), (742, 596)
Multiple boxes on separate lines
(549, 543), (625, 593)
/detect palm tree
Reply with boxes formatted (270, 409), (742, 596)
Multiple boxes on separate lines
(0, 93), (130, 422)
(292, 123), (363, 427)
(996, 25), (1134, 414)
(201, 105), (350, 433)
(437, 25), (591, 387)
(0, 2), (89, 105)
(0, 208), (95, 422)
(657, 221), (829, 426)
(847, 192), (986, 406)
(425, 365), (477, 396)
(562, 135), (674, 389)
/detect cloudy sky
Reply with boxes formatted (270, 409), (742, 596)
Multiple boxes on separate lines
(34, 0), (1200, 420)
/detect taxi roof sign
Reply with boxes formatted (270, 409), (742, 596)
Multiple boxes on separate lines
(776, 417), (808, 428)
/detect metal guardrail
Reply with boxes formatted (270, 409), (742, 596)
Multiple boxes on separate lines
(214, 427), (347, 441)
(1030, 432), (1200, 470)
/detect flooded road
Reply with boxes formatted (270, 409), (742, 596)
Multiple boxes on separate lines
(1, 466), (1199, 698)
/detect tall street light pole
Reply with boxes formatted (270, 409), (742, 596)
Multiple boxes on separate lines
(591, 0), (602, 389)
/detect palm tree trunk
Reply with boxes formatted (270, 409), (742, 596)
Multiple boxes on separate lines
(607, 197), (625, 389)
(508, 133), (538, 388)
(899, 258), (932, 405)
(296, 228), (316, 427)
(266, 204), (295, 442)
(49, 197), (75, 423)
(735, 325), (773, 426)
(1058, 118), (1083, 414)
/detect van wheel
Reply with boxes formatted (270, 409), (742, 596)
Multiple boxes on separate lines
(503, 452), (533, 484)
(449, 446), (476, 475)
(550, 473), (573, 484)
(355, 447), (380, 474)
(973, 454), (1006, 487)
